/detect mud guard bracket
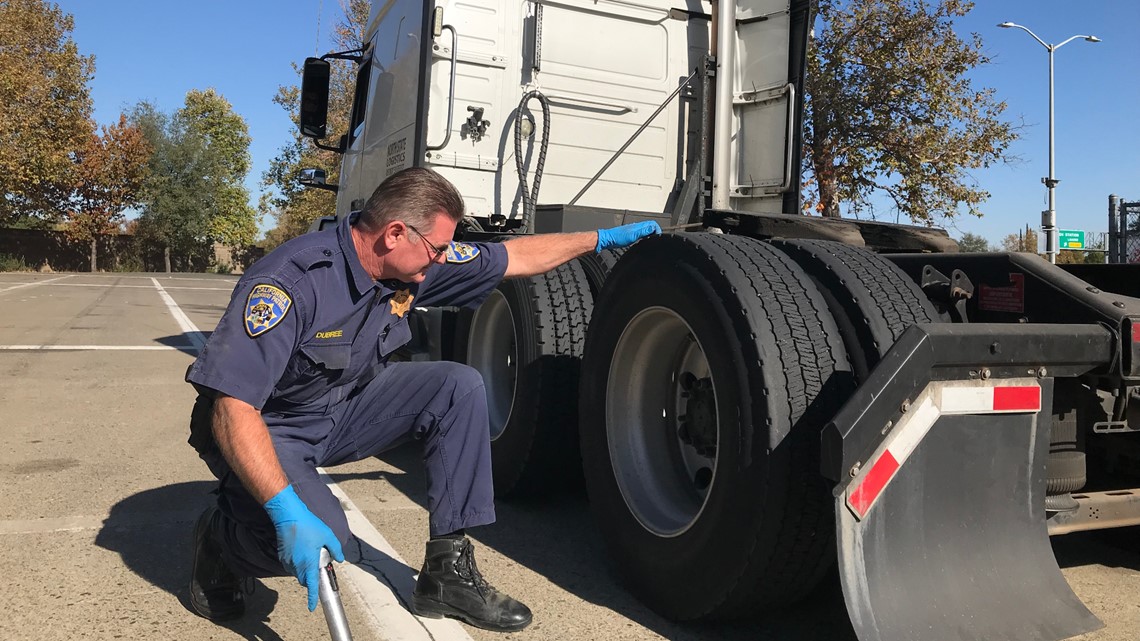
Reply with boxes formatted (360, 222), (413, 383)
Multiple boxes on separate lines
(822, 323), (1115, 482)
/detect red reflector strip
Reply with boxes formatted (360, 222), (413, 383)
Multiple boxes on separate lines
(848, 451), (900, 518)
(992, 386), (1041, 412)
(1133, 323), (1140, 344)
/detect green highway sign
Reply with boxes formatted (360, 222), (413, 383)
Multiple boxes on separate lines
(1058, 229), (1086, 250)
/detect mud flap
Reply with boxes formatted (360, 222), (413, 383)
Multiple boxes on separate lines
(834, 377), (1102, 641)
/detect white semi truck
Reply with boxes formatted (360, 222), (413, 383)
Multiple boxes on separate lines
(294, 2), (1140, 640)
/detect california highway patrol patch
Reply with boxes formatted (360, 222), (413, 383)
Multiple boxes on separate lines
(445, 242), (480, 264)
(244, 284), (292, 337)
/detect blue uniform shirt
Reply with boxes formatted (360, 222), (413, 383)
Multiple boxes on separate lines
(186, 214), (507, 423)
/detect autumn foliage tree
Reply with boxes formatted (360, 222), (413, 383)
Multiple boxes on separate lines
(1000, 227), (1038, 253)
(995, 226), (1100, 263)
(261, 0), (369, 247)
(804, 0), (1018, 224)
(0, 0), (94, 225)
(66, 114), (150, 271)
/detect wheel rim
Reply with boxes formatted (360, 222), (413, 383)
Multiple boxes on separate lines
(467, 290), (516, 441)
(607, 306), (718, 537)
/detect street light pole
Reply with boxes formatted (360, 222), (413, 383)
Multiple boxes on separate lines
(1047, 43), (1055, 260)
(998, 22), (1100, 264)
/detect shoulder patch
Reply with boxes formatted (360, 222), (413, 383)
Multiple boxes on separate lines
(245, 284), (293, 338)
(445, 242), (480, 264)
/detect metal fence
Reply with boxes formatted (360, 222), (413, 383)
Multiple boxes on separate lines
(1108, 195), (1140, 264)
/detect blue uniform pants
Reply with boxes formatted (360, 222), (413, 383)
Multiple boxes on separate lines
(200, 361), (496, 578)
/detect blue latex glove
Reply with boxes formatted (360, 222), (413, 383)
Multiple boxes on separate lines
(263, 485), (345, 612)
(596, 220), (662, 252)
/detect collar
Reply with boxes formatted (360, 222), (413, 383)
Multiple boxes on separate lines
(338, 212), (379, 299)
(378, 279), (406, 299)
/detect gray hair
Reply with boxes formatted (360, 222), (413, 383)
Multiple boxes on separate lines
(357, 167), (465, 232)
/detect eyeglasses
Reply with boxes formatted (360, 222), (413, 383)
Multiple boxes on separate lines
(406, 223), (449, 262)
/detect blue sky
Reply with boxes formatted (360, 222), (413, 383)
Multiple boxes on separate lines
(60, 0), (330, 236)
(59, 1), (1139, 247)
(931, 2), (1140, 246)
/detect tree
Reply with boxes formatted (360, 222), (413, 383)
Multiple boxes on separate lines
(956, 232), (989, 252)
(66, 114), (150, 271)
(261, 0), (369, 248)
(804, 0), (1018, 224)
(0, 0), (94, 225)
(999, 227), (1038, 254)
(179, 88), (259, 249)
(132, 102), (213, 272)
(131, 91), (258, 271)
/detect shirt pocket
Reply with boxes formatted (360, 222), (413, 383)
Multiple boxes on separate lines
(299, 342), (352, 372)
(276, 342), (352, 394)
(378, 317), (412, 360)
(269, 342), (352, 413)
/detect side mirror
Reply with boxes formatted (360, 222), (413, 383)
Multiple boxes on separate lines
(298, 168), (338, 192)
(300, 58), (331, 139)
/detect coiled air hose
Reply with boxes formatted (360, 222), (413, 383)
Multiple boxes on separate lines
(513, 90), (550, 233)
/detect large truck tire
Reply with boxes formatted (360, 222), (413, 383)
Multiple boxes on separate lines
(455, 260), (593, 497)
(578, 233), (854, 620)
(578, 248), (627, 297)
(768, 239), (940, 377)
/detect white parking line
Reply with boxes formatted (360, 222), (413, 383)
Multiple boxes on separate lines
(320, 470), (476, 641)
(0, 511), (201, 535)
(0, 274), (74, 293)
(126, 276), (240, 283)
(0, 282), (232, 291)
(151, 285), (233, 291)
(0, 345), (194, 351)
(151, 278), (208, 351)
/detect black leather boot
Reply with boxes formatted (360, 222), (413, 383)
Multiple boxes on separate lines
(412, 537), (532, 631)
(188, 506), (245, 621)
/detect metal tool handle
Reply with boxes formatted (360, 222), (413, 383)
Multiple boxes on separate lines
(319, 547), (354, 641)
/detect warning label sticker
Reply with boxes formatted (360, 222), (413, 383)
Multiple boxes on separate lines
(977, 273), (1025, 313)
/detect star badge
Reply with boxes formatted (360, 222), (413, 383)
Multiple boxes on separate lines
(246, 302), (276, 331)
(389, 288), (414, 318)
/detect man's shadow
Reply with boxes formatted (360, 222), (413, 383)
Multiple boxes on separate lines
(155, 332), (213, 356)
(93, 481), (286, 641)
(95, 481), (427, 640)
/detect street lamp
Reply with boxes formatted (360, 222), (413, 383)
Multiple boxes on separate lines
(998, 22), (1100, 264)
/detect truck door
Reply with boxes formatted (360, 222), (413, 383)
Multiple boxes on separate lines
(355, 0), (429, 206)
(419, 0), (513, 217)
(337, 52), (374, 214)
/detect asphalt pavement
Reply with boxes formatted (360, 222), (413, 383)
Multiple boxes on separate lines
(0, 272), (1138, 641)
